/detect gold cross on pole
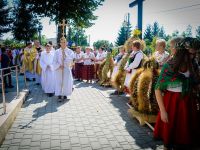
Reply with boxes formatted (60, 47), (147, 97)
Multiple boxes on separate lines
(59, 19), (68, 38)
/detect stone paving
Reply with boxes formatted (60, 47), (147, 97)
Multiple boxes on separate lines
(0, 81), (163, 150)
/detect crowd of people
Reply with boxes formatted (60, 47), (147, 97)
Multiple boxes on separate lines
(0, 36), (200, 149)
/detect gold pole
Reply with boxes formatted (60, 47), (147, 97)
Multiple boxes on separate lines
(59, 19), (68, 95)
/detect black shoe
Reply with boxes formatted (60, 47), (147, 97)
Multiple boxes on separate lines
(48, 93), (53, 97)
(8, 85), (14, 88)
(118, 91), (124, 95)
(33, 78), (36, 81)
(26, 78), (31, 81)
(63, 96), (67, 99)
(58, 96), (62, 102)
(110, 90), (118, 95)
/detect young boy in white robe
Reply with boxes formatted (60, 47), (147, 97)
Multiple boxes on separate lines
(40, 44), (55, 97)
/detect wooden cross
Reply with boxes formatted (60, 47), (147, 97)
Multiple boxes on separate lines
(59, 19), (68, 38)
(129, 0), (145, 38)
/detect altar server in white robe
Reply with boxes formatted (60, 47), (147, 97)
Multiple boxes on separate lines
(53, 37), (75, 101)
(40, 44), (55, 97)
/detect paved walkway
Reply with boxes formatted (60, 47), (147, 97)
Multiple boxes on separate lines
(0, 81), (162, 150)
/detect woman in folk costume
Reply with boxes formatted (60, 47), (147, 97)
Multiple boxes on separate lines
(153, 39), (170, 68)
(95, 47), (106, 80)
(185, 37), (200, 147)
(53, 37), (74, 102)
(111, 46), (126, 81)
(110, 46), (126, 95)
(74, 46), (84, 81)
(153, 38), (200, 150)
(169, 37), (183, 59)
(82, 47), (95, 83)
(33, 40), (43, 85)
(40, 44), (55, 97)
(124, 40), (145, 93)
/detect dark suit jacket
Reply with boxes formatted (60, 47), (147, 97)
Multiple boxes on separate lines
(1, 53), (10, 69)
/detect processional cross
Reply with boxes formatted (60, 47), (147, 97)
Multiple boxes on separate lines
(59, 19), (68, 38)
(59, 19), (68, 94)
(129, 0), (145, 38)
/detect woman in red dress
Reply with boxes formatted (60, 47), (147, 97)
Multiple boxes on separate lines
(153, 38), (200, 150)
(82, 47), (95, 83)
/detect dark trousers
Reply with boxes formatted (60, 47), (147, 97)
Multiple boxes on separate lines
(3, 69), (12, 86)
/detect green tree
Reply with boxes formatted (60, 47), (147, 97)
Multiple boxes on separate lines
(33, 34), (47, 46)
(93, 40), (110, 49)
(115, 21), (131, 46)
(182, 25), (192, 37)
(172, 30), (180, 37)
(21, 0), (104, 42)
(12, 1), (41, 44)
(115, 26), (127, 46)
(152, 22), (160, 37)
(68, 27), (88, 46)
(158, 26), (166, 39)
(0, 0), (13, 37)
(196, 26), (200, 39)
(3, 38), (25, 48)
(150, 37), (157, 54)
(143, 24), (153, 42)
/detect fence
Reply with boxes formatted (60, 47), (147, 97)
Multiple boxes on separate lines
(0, 65), (27, 115)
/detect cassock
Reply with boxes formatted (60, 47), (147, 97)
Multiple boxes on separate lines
(23, 47), (37, 80)
(53, 47), (74, 96)
(40, 50), (55, 93)
(124, 50), (144, 88)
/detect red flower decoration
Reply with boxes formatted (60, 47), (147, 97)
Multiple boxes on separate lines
(171, 77), (176, 81)
(161, 79), (165, 82)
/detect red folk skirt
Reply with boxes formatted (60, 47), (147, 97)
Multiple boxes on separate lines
(82, 65), (94, 80)
(154, 90), (199, 147)
(74, 62), (83, 79)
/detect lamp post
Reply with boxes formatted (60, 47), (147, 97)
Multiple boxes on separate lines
(123, 13), (130, 41)
(38, 24), (43, 44)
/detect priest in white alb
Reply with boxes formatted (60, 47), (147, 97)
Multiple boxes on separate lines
(40, 44), (55, 97)
(53, 37), (74, 102)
